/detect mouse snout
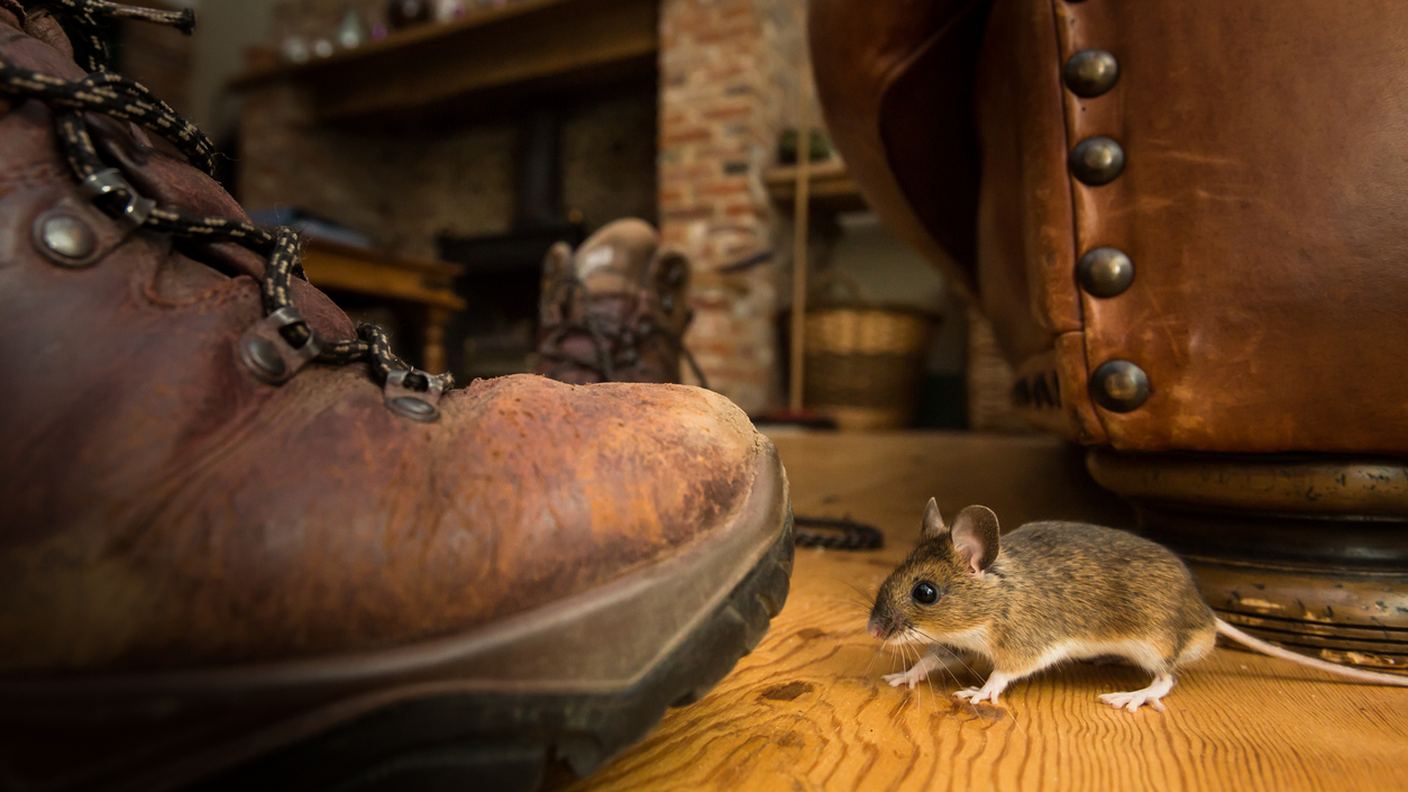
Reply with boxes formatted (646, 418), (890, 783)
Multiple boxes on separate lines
(867, 613), (902, 640)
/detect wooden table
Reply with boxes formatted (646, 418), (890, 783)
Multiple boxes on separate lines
(299, 239), (464, 374)
(568, 431), (1408, 792)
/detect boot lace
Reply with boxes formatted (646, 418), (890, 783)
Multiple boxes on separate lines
(537, 273), (711, 388)
(0, 0), (452, 418)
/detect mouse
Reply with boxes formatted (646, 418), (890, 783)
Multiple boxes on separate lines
(867, 498), (1408, 712)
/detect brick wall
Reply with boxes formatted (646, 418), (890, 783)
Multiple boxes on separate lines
(244, 0), (805, 412)
(659, 0), (805, 413)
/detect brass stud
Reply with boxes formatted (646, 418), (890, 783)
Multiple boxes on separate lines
(1069, 137), (1125, 185)
(1091, 360), (1149, 412)
(1064, 49), (1119, 98)
(1077, 247), (1134, 297)
(37, 215), (97, 263)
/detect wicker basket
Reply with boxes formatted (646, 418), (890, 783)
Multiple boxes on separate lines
(964, 305), (1036, 432)
(803, 273), (938, 430)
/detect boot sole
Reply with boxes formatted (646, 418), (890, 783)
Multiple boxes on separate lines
(1, 444), (792, 792)
(201, 505), (794, 792)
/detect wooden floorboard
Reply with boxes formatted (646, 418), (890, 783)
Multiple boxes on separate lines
(567, 431), (1408, 792)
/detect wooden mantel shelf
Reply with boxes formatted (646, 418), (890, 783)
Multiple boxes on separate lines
(229, 0), (657, 127)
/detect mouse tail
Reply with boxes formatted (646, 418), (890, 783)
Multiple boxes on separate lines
(1215, 618), (1408, 686)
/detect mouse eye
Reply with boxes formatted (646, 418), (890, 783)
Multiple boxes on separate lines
(911, 580), (940, 605)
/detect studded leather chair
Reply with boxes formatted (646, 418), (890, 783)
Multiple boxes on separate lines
(811, 0), (1408, 671)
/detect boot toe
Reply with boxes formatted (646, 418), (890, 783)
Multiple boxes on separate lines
(430, 375), (773, 632)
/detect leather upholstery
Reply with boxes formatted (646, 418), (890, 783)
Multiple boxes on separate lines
(808, 0), (992, 296)
(812, 0), (1408, 454)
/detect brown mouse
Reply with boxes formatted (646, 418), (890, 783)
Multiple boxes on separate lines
(867, 499), (1408, 712)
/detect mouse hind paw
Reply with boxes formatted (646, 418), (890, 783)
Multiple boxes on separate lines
(1098, 690), (1167, 712)
(1099, 672), (1175, 713)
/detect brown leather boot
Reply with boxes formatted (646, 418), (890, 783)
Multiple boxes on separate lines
(0, 5), (791, 790)
(533, 218), (703, 386)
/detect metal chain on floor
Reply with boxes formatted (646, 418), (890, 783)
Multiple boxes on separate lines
(1, 0), (450, 411)
(793, 515), (884, 550)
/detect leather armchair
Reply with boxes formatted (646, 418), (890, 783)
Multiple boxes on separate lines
(812, 0), (1408, 671)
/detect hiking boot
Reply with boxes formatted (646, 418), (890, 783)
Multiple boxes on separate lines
(534, 218), (703, 386)
(0, 4), (792, 790)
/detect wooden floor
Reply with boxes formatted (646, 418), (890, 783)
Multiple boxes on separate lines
(568, 431), (1408, 792)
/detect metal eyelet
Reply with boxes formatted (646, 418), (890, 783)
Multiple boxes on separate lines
(34, 212), (97, 265)
(239, 307), (322, 384)
(383, 368), (448, 422)
(81, 168), (156, 226)
(30, 195), (132, 269)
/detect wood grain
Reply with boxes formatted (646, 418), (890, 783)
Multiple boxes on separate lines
(567, 431), (1408, 792)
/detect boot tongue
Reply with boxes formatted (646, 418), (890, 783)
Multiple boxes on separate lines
(19, 9), (76, 60)
(0, 0), (23, 28)
(584, 294), (638, 329)
(0, 9), (81, 73)
(87, 116), (253, 229)
(573, 218), (658, 295)
(577, 245), (645, 296)
(82, 112), (356, 344)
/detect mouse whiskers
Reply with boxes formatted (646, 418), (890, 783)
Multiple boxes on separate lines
(915, 642), (1027, 737)
(829, 586), (880, 629)
(897, 641), (920, 712)
(863, 635), (887, 676)
(894, 627), (945, 713)
(836, 576), (877, 597)
(933, 642), (979, 687)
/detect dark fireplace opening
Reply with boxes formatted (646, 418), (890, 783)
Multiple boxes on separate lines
(437, 104), (585, 381)
(438, 224), (584, 379)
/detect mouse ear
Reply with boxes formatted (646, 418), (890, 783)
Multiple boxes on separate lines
(951, 505), (1001, 575)
(920, 497), (947, 539)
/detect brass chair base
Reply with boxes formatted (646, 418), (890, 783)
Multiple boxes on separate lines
(1087, 450), (1408, 674)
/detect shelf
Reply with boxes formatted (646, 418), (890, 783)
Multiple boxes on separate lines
(765, 160), (869, 214)
(230, 0), (658, 128)
(301, 239), (465, 310)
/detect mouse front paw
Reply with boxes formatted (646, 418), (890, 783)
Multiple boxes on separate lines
(954, 685), (999, 706)
(881, 652), (943, 689)
(882, 668), (925, 689)
(953, 672), (1011, 706)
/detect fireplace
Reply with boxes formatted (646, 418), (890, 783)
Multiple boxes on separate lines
(437, 105), (585, 380)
